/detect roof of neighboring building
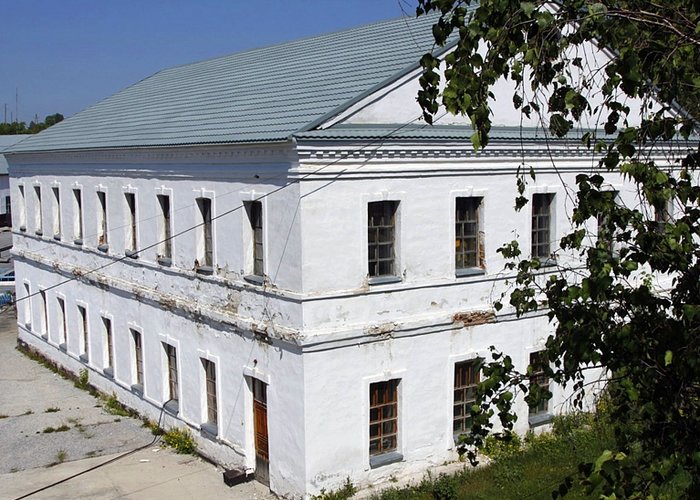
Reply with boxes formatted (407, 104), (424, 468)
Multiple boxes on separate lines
(8, 14), (451, 154)
(0, 135), (32, 173)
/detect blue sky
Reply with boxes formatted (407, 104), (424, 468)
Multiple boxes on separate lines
(0, 0), (418, 123)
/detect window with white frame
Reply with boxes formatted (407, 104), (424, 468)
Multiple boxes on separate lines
(202, 358), (217, 428)
(369, 379), (399, 457)
(97, 191), (108, 249)
(103, 317), (113, 371)
(57, 297), (67, 347)
(39, 290), (47, 336)
(245, 201), (264, 277)
(18, 184), (26, 230)
(164, 343), (179, 406)
(34, 185), (43, 235)
(124, 192), (137, 255)
(368, 201), (399, 280)
(132, 329), (144, 388)
(157, 194), (172, 262)
(196, 197), (213, 270)
(73, 188), (83, 243)
(531, 193), (554, 261)
(52, 187), (61, 239)
(78, 305), (88, 360)
(455, 197), (484, 274)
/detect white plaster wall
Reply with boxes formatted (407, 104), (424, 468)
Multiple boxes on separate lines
(301, 313), (603, 495)
(14, 256), (307, 497)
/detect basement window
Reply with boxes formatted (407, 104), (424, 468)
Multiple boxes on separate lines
(369, 379), (402, 467)
(368, 201), (400, 284)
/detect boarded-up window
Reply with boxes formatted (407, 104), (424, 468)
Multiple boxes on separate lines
(368, 201), (398, 278)
(453, 360), (480, 434)
(369, 379), (399, 456)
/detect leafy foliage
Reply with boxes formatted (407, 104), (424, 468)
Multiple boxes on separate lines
(0, 113), (63, 134)
(417, 0), (700, 497)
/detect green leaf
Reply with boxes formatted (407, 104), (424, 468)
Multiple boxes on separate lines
(665, 350), (673, 366)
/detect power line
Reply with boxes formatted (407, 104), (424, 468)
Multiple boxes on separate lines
(9, 112), (441, 309)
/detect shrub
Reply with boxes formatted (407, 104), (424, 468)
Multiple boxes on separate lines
(162, 427), (196, 455)
(313, 478), (357, 500)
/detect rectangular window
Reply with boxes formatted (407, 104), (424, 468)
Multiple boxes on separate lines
(97, 191), (108, 249)
(202, 358), (217, 425)
(52, 187), (61, 239)
(78, 305), (88, 360)
(157, 195), (172, 261)
(455, 197), (484, 273)
(369, 379), (399, 456)
(103, 317), (113, 370)
(5, 195), (10, 217)
(39, 290), (48, 335)
(531, 194), (554, 261)
(34, 186), (43, 235)
(23, 282), (31, 326)
(165, 343), (179, 403)
(132, 330), (144, 387)
(528, 351), (551, 416)
(57, 297), (67, 346)
(18, 185), (26, 230)
(453, 360), (480, 434)
(245, 201), (264, 277)
(196, 198), (213, 268)
(368, 201), (398, 279)
(73, 188), (83, 243)
(125, 193), (137, 254)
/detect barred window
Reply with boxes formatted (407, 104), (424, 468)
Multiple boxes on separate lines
(455, 197), (483, 271)
(369, 379), (399, 456)
(453, 360), (480, 434)
(368, 201), (398, 278)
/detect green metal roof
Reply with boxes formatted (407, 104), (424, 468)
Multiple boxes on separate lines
(9, 14), (449, 154)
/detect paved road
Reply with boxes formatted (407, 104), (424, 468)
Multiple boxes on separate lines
(0, 308), (274, 499)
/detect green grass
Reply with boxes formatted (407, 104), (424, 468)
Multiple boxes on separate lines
(373, 413), (614, 500)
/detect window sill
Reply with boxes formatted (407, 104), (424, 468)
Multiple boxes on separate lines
(34, 229), (43, 237)
(125, 250), (139, 259)
(528, 412), (554, 428)
(97, 244), (109, 253)
(73, 238), (83, 246)
(534, 258), (557, 268)
(130, 383), (144, 396)
(456, 268), (486, 278)
(79, 353), (89, 363)
(24, 321), (31, 330)
(163, 400), (179, 415)
(368, 276), (402, 286)
(243, 274), (264, 285)
(195, 266), (214, 276)
(369, 451), (403, 469)
(58, 342), (67, 353)
(103, 367), (114, 379)
(201, 422), (218, 438)
(41, 333), (48, 341)
(53, 233), (61, 241)
(19, 226), (26, 233)
(157, 257), (172, 267)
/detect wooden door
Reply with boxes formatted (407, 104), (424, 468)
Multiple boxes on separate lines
(252, 378), (269, 485)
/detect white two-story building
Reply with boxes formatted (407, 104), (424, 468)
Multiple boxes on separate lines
(3, 13), (684, 498)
